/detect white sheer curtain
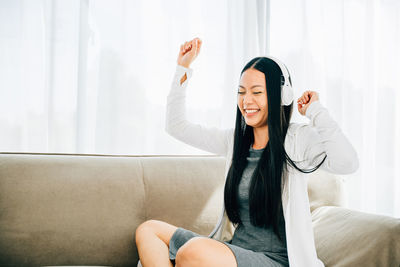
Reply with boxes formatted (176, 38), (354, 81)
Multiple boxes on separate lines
(0, 0), (250, 155)
(268, 0), (400, 218)
(0, 0), (398, 217)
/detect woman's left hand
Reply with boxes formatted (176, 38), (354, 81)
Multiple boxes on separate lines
(297, 90), (319, 116)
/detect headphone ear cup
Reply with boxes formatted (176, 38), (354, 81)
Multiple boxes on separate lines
(281, 84), (294, 106)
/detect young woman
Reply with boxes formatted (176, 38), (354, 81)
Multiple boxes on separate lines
(135, 37), (359, 267)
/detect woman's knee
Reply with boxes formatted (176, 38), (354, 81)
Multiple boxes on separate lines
(135, 219), (150, 234)
(175, 236), (237, 267)
(135, 219), (178, 245)
(175, 237), (204, 266)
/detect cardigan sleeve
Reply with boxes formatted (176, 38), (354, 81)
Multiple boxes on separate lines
(165, 64), (233, 157)
(296, 100), (359, 174)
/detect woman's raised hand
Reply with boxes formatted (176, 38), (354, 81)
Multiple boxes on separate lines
(177, 37), (202, 68)
(297, 90), (319, 116)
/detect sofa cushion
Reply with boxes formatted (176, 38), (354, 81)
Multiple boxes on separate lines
(140, 156), (226, 235)
(307, 168), (346, 212)
(312, 205), (400, 267)
(0, 154), (146, 266)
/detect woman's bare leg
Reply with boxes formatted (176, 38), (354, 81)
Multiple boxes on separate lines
(135, 219), (178, 267)
(175, 237), (237, 267)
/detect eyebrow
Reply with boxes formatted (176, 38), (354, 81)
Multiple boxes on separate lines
(238, 85), (263, 89)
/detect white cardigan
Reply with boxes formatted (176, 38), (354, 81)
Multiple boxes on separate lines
(165, 64), (359, 267)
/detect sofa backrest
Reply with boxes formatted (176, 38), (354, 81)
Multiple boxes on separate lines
(0, 153), (345, 266)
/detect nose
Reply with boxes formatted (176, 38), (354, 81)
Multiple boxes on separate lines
(242, 93), (254, 106)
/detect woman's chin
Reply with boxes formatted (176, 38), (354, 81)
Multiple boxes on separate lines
(245, 120), (267, 128)
(245, 120), (258, 127)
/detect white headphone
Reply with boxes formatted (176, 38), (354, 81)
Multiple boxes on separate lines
(264, 56), (294, 106)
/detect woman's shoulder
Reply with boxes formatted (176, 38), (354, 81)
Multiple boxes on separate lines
(287, 122), (308, 137)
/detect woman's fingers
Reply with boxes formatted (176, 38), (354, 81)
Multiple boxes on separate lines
(178, 38), (202, 65)
(182, 38), (202, 53)
(297, 91), (310, 104)
(182, 41), (191, 53)
(299, 90), (319, 105)
(194, 38), (202, 55)
(297, 91), (319, 116)
(184, 41), (190, 51)
(298, 95), (305, 104)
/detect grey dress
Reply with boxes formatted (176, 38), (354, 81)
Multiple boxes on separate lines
(168, 145), (289, 267)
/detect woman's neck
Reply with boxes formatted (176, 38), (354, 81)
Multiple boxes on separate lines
(252, 125), (269, 149)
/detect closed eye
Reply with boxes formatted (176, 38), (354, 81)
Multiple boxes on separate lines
(237, 92), (262, 95)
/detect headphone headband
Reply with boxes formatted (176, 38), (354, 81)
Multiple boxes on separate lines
(264, 56), (294, 106)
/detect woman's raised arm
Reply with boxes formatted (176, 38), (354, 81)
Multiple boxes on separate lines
(296, 100), (359, 174)
(165, 38), (233, 156)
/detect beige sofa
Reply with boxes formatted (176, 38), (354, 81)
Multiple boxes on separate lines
(0, 152), (399, 267)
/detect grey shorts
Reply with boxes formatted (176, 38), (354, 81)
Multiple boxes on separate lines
(169, 227), (287, 267)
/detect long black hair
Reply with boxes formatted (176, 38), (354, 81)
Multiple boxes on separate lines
(224, 57), (327, 243)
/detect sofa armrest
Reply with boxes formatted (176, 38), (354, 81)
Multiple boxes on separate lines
(311, 206), (400, 267)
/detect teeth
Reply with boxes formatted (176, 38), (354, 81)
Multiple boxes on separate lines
(246, 110), (259, 113)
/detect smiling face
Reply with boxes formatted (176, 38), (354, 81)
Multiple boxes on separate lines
(237, 68), (268, 128)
